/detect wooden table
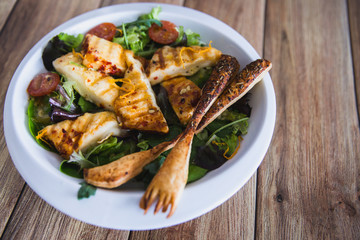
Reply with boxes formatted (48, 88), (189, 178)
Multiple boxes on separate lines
(1, 0), (359, 239)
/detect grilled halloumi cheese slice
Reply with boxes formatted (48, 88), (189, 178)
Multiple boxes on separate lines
(37, 112), (123, 159)
(82, 34), (127, 77)
(146, 45), (222, 85)
(114, 50), (169, 133)
(53, 53), (120, 110)
(161, 77), (201, 125)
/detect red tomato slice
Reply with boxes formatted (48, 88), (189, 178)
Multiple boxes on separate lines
(87, 22), (117, 41)
(148, 20), (179, 45)
(27, 72), (60, 97)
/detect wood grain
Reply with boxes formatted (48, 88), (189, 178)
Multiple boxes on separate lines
(348, 0), (360, 121)
(102, 0), (184, 5)
(256, 0), (360, 239)
(1, 185), (129, 240)
(0, 0), (17, 32)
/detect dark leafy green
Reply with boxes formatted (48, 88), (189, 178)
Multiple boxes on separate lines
(78, 182), (97, 199)
(188, 67), (213, 88)
(27, 97), (53, 150)
(77, 96), (99, 113)
(113, 6), (162, 56)
(42, 33), (84, 71)
(187, 164), (208, 183)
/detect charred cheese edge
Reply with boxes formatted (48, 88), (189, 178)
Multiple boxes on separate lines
(38, 112), (122, 159)
(114, 50), (169, 133)
(161, 77), (201, 125)
(146, 45), (222, 85)
(82, 34), (127, 77)
(53, 53), (120, 110)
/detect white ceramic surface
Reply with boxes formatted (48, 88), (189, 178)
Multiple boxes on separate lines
(3, 3), (276, 230)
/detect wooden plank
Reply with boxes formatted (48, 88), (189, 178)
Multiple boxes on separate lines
(348, 0), (360, 120)
(0, 0), (105, 237)
(256, 0), (360, 239)
(0, 0), (17, 32)
(102, 0), (184, 5)
(130, 177), (257, 240)
(130, 0), (265, 239)
(1, 185), (129, 240)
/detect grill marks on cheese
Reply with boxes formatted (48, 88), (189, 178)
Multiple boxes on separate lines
(53, 53), (120, 111)
(114, 51), (169, 133)
(38, 112), (122, 159)
(53, 52), (168, 133)
(146, 46), (222, 85)
(82, 34), (126, 77)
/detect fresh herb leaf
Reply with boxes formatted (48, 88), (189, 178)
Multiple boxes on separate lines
(185, 29), (202, 46)
(138, 6), (161, 20)
(27, 97), (53, 150)
(173, 25), (186, 46)
(85, 137), (118, 158)
(193, 144), (228, 171)
(213, 134), (239, 158)
(138, 125), (183, 147)
(59, 160), (83, 178)
(206, 117), (248, 145)
(114, 7), (161, 54)
(137, 140), (150, 151)
(78, 182), (96, 199)
(68, 151), (97, 169)
(57, 33), (84, 51)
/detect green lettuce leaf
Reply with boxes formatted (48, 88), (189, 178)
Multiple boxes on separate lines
(57, 32), (84, 51)
(77, 96), (99, 113)
(185, 29), (202, 46)
(138, 6), (161, 20)
(78, 182), (96, 199)
(27, 97), (53, 150)
(187, 164), (208, 183)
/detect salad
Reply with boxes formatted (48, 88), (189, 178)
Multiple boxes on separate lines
(26, 7), (261, 215)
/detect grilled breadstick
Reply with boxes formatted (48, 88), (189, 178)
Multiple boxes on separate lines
(196, 59), (272, 133)
(84, 138), (179, 188)
(140, 55), (239, 217)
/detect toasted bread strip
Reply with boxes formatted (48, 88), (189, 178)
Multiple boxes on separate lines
(140, 54), (240, 217)
(196, 59), (272, 133)
(83, 138), (178, 188)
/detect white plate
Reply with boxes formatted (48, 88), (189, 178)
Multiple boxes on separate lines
(4, 3), (276, 230)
